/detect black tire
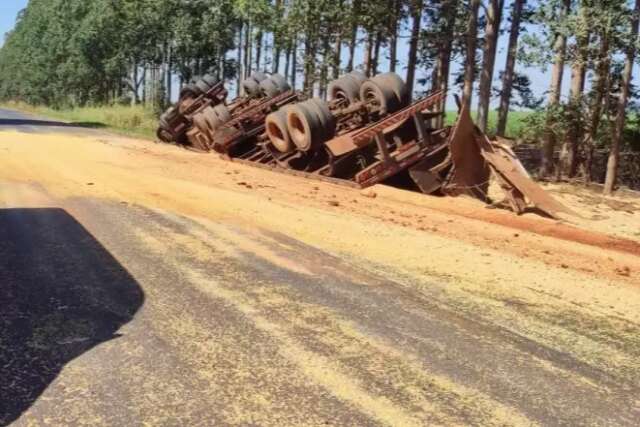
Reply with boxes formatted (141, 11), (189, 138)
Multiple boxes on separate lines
(307, 99), (336, 142)
(269, 73), (291, 92)
(266, 108), (293, 153)
(242, 78), (261, 97)
(180, 83), (199, 99)
(202, 74), (219, 87)
(328, 76), (360, 104)
(348, 71), (367, 86)
(193, 112), (211, 139)
(195, 79), (211, 94)
(190, 80), (204, 95)
(163, 106), (179, 122)
(287, 102), (322, 152)
(178, 97), (196, 114)
(374, 72), (410, 108)
(157, 127), (174, 143)
(360, 79), (400, 115)
(213, 104), (232, 123)
(250, 71), (269, 82)
(202, 106), (223, 134)
(260, 78), (281, 98)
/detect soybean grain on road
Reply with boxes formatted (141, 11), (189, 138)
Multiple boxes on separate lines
(1, 109), (640, 426)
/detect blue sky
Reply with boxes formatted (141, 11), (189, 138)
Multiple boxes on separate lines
(0, 0), (27, 48)
(1, 0), (634, 107)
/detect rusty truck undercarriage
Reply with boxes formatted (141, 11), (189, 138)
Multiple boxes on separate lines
(157, 70), (573, 219)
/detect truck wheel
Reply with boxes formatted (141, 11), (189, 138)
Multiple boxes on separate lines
(241, 78), (261, 97)
(202, 106), (223, 134)
(157, 127), (174, 143)
(347, 71), (367, 86)
(260, 78), (281, 98)
(373, 72), (410, 108)
(178, 96), (196, 114)
(266, 108), (294, 153)
(202, 74), (219, 87)
(195, 79), (211, 94)
(250, 71), (269, 82)
(328, 76), (360, 105)
(308, 99), (336, 142)
(180, 83), (200, 99)
(269, 74), (291, 92)
(287, 102), (322, 152)
(360, 79), (400, 115)
(213, 104), (232, 123)
(193, 112), (212, 139)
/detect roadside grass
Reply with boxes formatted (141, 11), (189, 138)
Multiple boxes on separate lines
(0, 101), (158, 140)
(446, 110), (532, 139)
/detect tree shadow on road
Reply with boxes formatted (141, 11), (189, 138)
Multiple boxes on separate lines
(0, 119), (107, 129)
(0, 208), (144, 426)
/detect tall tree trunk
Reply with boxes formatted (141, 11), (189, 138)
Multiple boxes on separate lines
(291, 36), (298, 89)
(496, 0), (524, 136)
(218, 49), (225, 81)
(372, 31), (382, 76)
(237, 25), (243, 97)
(604, 0), (639, 194)
(540, 0), (570, 177)
(406, 0), (423, 97)
(363, 33), (373, 76)
(583, 28), (611, 181)
(243, 23), (252, 78)
(273, 46), (281, 74)
(319, 36), (331, 99)
(284, 42), (292, 83)
(477, 0), (505, 133)
(304, 36), (317, 95)
(166, 45), (172, 105)
(560, 4), (589, 179)
(332, 34), (342, 80)
(462, 0), (480, 109)
(272, 0), (283, 74)
(131, 63), (139, 106)
(255, 30), (263, 70)
(388, 0), (401, 73)
(347, 0), (361, 72)
(434, 0), (458, 127)
(142, 66), (147, 104)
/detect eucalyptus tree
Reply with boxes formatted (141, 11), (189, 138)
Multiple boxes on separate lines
(604, 0), (640, 194)
(476, 0), (505, 133)
(496, 0), (526, 136)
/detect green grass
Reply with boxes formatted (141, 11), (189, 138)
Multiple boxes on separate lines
(446, 110), (533, 139)
(0, 101), (158, 139)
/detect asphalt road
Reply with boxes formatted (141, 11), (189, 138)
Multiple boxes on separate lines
(1, 109), (639, 426)
(0, 108), (102, 135)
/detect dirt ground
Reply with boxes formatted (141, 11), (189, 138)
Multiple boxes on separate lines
(1, 127), (640, 426)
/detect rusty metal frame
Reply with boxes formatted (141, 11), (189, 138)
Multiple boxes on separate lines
(325, 91), (445, 157)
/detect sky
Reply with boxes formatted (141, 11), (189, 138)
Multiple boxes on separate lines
(0, 0), (28, 48)
(1, 0), (636, 108)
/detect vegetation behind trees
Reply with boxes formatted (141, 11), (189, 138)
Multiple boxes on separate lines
(1, 0), (639, 192)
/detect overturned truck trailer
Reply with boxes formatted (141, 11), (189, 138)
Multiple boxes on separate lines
(157, 70), (573, 219)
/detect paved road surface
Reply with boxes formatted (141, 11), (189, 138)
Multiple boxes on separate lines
(0, 108), (102, 135)
(1, 109), (639, 426)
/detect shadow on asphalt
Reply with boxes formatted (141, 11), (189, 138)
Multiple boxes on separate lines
(0, 208), (144, 426)
(0, 119), (106, 128)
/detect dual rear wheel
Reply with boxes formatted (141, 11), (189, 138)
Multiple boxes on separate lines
(266, 99), (336, 154)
